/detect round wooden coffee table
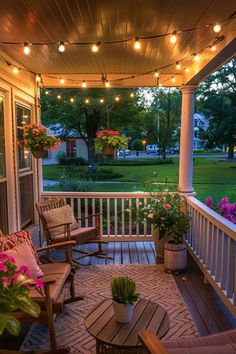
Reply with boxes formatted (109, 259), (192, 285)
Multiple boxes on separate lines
(84, 298), (170, 353)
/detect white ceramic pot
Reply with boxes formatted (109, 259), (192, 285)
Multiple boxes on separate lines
(112, 300), (133, 323)
(164, 242), (187, 274)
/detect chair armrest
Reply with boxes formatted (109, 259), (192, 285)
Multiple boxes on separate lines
(41, 275), (56, 285)
(36, 241), (76, 253)
(138, 331), (168, 354)
(45, 222), (72, 230)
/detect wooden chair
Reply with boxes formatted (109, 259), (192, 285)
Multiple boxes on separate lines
(36, 198), (109, 264)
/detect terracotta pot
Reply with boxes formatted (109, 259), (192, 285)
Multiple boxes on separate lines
(102, 147), (115, 156)
(31, 148), (45, 159)
(152, 228), (172, 262)
(112, 300), (133, 323)
(164, 242), (187, 274)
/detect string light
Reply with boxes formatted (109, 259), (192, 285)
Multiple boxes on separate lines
(100, 98), (104, 104)
(70, 97), (75, 103)
(130, 92), (135, 98)
(105, 80), (110, 88)
(91, 41), (101, 53)
(171, 76), (176, 82)
(82, 80), (87, 88)
(154, 70), (159, 78)
(170, 31), (177, 44)
(213, 24), (221, 33)
(23, 43), (30, 55)
(193, 53), (200, 61)
(13, 67), (19, 74)
(58, 41), (65, 52)
(115, 96), (120, 102)
(176, 62), (181, 70)
(134, 37), (141, 50)
(210, 45), (217, 51)
(185, 67), (190, 73)
(57, 94), (61, 99)
(60, 78), (65, 84)
(85, 98), (90, 104)
(45, 90), (49, 95)
(36, 74), (41, 82)
(159, 83), (162, 87)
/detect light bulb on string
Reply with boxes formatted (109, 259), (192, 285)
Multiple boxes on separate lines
(13, 67), (19, 74)
(45, 90), (49, 95)
(85, 98), (90, 104)
(170, 31), (177, 44)
(60, 78), (65, 84)
(57, 94), (61, 100)
(171, 76), (176, 82)
(159, 83), (162, 87)
(176, 62), (181, 70)
(105, 80), (110, 88)
(91, 41), (101, 53)
(23, 43), (30, 55)
(115, 96), (120, 102)
(210, 45), (217, 51)
(70, 97), (75, 103)
(134, 37), (141, 50)
(100, 98), (104, 104)
(193, 53), (200, 61)
(130, 92), (135, 98)
(154, 70), (159, 78)
(58, 41), (65, 52)
(36, 74), (41, 82)
(185, 67), (190, 73)
(82, 80), (87, 88)
(213, 24), (221, 33)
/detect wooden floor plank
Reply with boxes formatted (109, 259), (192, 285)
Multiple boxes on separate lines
(121, 241), (131, 264)
(143, 241), (156, 264)
(128, 242), (139, 264)
(135, 242), (149, 264)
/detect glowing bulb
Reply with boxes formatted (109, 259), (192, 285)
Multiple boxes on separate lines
(193, 53), (200, 61)
(58, 41), (65, 52)
(36, 74), (41, 82)
(115, 96), (120, 102)
(170, 31), (177, 44)
(159, 83), (162, 87)
(130, 92), (135, 98)
(171, 76), (176, 82)
(70, 97), (74, 103)
(105, 80), (110, 88)
(57, 95), (61, 99)
(100, 98), (104, 104)
(85, 98), (90, 104)
(91, 41), (101, 53)
(134, 37), (141, 50)
(185, 67), (190, 73)
(23, 43), (30, 55)
(154, 70), (159, 78)
(60, 78), (65, 84)
(210, 45), (217, 51)
(213, 24), (221, 33)
(82, 80), (87, 88)
(13, 67), (19, 74)
(45, 90), (49, 95)
(176, 62), (181, 70)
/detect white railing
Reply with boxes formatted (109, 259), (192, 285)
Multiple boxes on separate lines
(41, 192), (154, 241)
(186, 196), (236, 317)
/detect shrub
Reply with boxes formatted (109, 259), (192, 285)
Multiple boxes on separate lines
(57, 152), (87, 166)
(100, 158), (173, 166)
(80, 168), (123, 180)
(205, 197), (236, 224)
(58, 178), (95, 192)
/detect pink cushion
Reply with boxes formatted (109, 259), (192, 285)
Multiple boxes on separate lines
(0, 230), (39, 264)
(168, 343), (236, 354)
(43, 204), (79, 241)
(5, 240), (43, 278)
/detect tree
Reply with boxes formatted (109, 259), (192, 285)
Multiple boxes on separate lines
(197, 58), (236, 159)
(41, 88), (145, 167)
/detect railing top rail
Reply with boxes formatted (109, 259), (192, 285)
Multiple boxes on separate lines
(186, 196), (236, 239)
(42, 191), (159, 198)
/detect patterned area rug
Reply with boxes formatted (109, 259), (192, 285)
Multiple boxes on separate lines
(21, 264), (199, 353)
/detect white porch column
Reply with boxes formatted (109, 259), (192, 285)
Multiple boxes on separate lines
(178, 85), (197, 194)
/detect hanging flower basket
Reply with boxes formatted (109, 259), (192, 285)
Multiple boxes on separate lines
(102, 147), (115, 156)
(31, 148), (46, 159)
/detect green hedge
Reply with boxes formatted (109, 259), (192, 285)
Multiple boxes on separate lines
(99, 158), (173, 166)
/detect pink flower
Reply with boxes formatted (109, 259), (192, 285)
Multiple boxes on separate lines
(35, 278), (44, 289)
(12, 274), (19, 283)
(0, 263), (7, 272)
(0, 253), (15, 264)
(163, 203), (171, 210)
(2, 276), (10, 286)
(18, 265), (30, 275)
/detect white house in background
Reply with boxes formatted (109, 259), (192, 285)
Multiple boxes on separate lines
(44, 127), (88, 164)
(193, 113), (209, 150)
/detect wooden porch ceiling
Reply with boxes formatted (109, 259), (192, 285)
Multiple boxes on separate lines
(0, 0), (236, 88)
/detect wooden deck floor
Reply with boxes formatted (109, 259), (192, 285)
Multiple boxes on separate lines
(1, 241), (235, 351)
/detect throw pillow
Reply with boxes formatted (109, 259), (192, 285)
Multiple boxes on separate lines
(5, 240), (43, 278)
(43, 204), (79, 241)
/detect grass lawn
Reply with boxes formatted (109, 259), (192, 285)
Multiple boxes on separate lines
(43, 158), (236, 202)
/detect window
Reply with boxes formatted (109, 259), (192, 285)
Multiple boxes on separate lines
(16, 104), (34, 228)
(66, 139), (76, 157)
(0, 95), (8, 234)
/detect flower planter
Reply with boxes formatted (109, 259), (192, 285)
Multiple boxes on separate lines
(102, 147), (115, 156)
(164, 242), (187, 274)
(31, 148), (45, 159)
(112, 300), (133, 323)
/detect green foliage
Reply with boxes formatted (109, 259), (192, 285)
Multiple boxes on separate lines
(95, 130), (128, 150)
(57, 152), (87, 166)
(130, 138), (143, 151)
(58, 178), (95, 192)
(111, 276), (139, 305)
(99, 158), (173, 166)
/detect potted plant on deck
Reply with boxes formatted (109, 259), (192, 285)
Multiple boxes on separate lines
(19, 123), (61, 158)
(111, 276), (139, 323)
(95, 129), (128, 157)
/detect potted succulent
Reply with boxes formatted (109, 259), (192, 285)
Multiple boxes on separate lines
(0, 252), (43, 336)
(19, 123), (61, 158)
(111, 276), (139, 323)
(95, 129), (128, 157)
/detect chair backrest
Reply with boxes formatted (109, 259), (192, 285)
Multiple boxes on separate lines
(36, 198), (67, 243)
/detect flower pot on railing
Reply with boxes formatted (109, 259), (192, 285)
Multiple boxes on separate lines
(102, 147), (115, 156)
(164, 242), (187, 274)
(31, 148), (46, 159)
